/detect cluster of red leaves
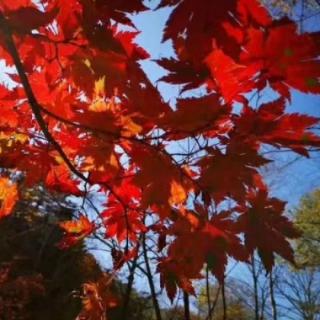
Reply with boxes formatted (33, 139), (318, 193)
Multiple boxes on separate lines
(0, 0), (319, 301)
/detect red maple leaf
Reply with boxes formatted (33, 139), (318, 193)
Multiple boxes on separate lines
(236, 189), (300, 270)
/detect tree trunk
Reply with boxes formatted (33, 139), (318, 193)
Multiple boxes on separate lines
(183, 291), (191, 320)
(269, 271), (277, 320)
(221, 277), (227, 320)
(142, 233), (162, 320)
(251, 257), (260, 320)
(121, 249), (139, 320)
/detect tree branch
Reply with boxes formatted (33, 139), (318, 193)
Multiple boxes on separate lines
(0, 11), (86, 183)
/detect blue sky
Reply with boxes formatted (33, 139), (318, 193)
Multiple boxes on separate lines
(128, 5), (320, 313)
(131, 3), (320, 211)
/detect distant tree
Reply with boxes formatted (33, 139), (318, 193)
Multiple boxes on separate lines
(261, 0), (320, 17)
(197, 278), (254, 320)
(161, 306), (201, 320)
(274, 265), (320, 320)
(0, 185), (102, 320)
(0, 185), (189, 320)
(271, 189), (320, 320)
(293, 189), (320, 267)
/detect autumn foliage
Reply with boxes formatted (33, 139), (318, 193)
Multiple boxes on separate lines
(0, 0), (319, 307)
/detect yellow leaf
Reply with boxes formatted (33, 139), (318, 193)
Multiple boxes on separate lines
(89, 76), (119, 112)
(89, 99), (108, 112)
(0, 177), (18, 219)
(13, 133), (29, 143)
(83, 58), (91, 69)
(54, 155), (65, 165)
(120, 116), (142, 137)
(94, 76), (106, 97)
(169, 180), (187, 205)
(0, 132), (29, 145)
(89, 76), (108, 112)
(60, 215), (93, 234)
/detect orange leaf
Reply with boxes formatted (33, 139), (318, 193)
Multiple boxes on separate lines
(0, 177), (18, 219)
(59, 215), (94, 248)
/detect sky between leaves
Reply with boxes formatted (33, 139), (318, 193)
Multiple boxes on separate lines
(72, 1), (320, 309)
(131, 1), (320, 208)
(0, 0), (319, 206)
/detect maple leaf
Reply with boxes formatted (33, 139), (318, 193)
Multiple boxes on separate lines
(160, 0), (237, 62)
(156, 0), (271, 96)
(4, 6), (59, 34)
(205, 49), (259, 103)
(237, 0), (271, 27)
(45, 163), (84, 197)
(236, 189), (300, 271)
(66, 130), (120, 184)
(158, 257), (197, 302)
(101, 177), (145, 242)
(52, 0), (83, 39)
(0, 145), (53, 186)
(198, 146), (270, 204)
(0, 106), (18, 128)
(158, 207), (247, 300)
(102, 199), (147, 243)
(71, 69), (151, 138)
(159, 0), (270, 62)
(233, 98), (320, 156)
(84, 0), (147, 27)
(115, 31), (149, 60)
(59, 215), (95, 248)
(160, 94), (231, 138)
(124, 67), (171, 129)
(0, 86), (19, 128)
(240, 22), (320, 94)
(0, 177), (18, 219)
(157, 58), (210, 93)
(129, 144), (192, 213)
(68, 50), (127, 97)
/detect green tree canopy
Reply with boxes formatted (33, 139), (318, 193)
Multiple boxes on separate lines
(293, 189), (320, 267)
